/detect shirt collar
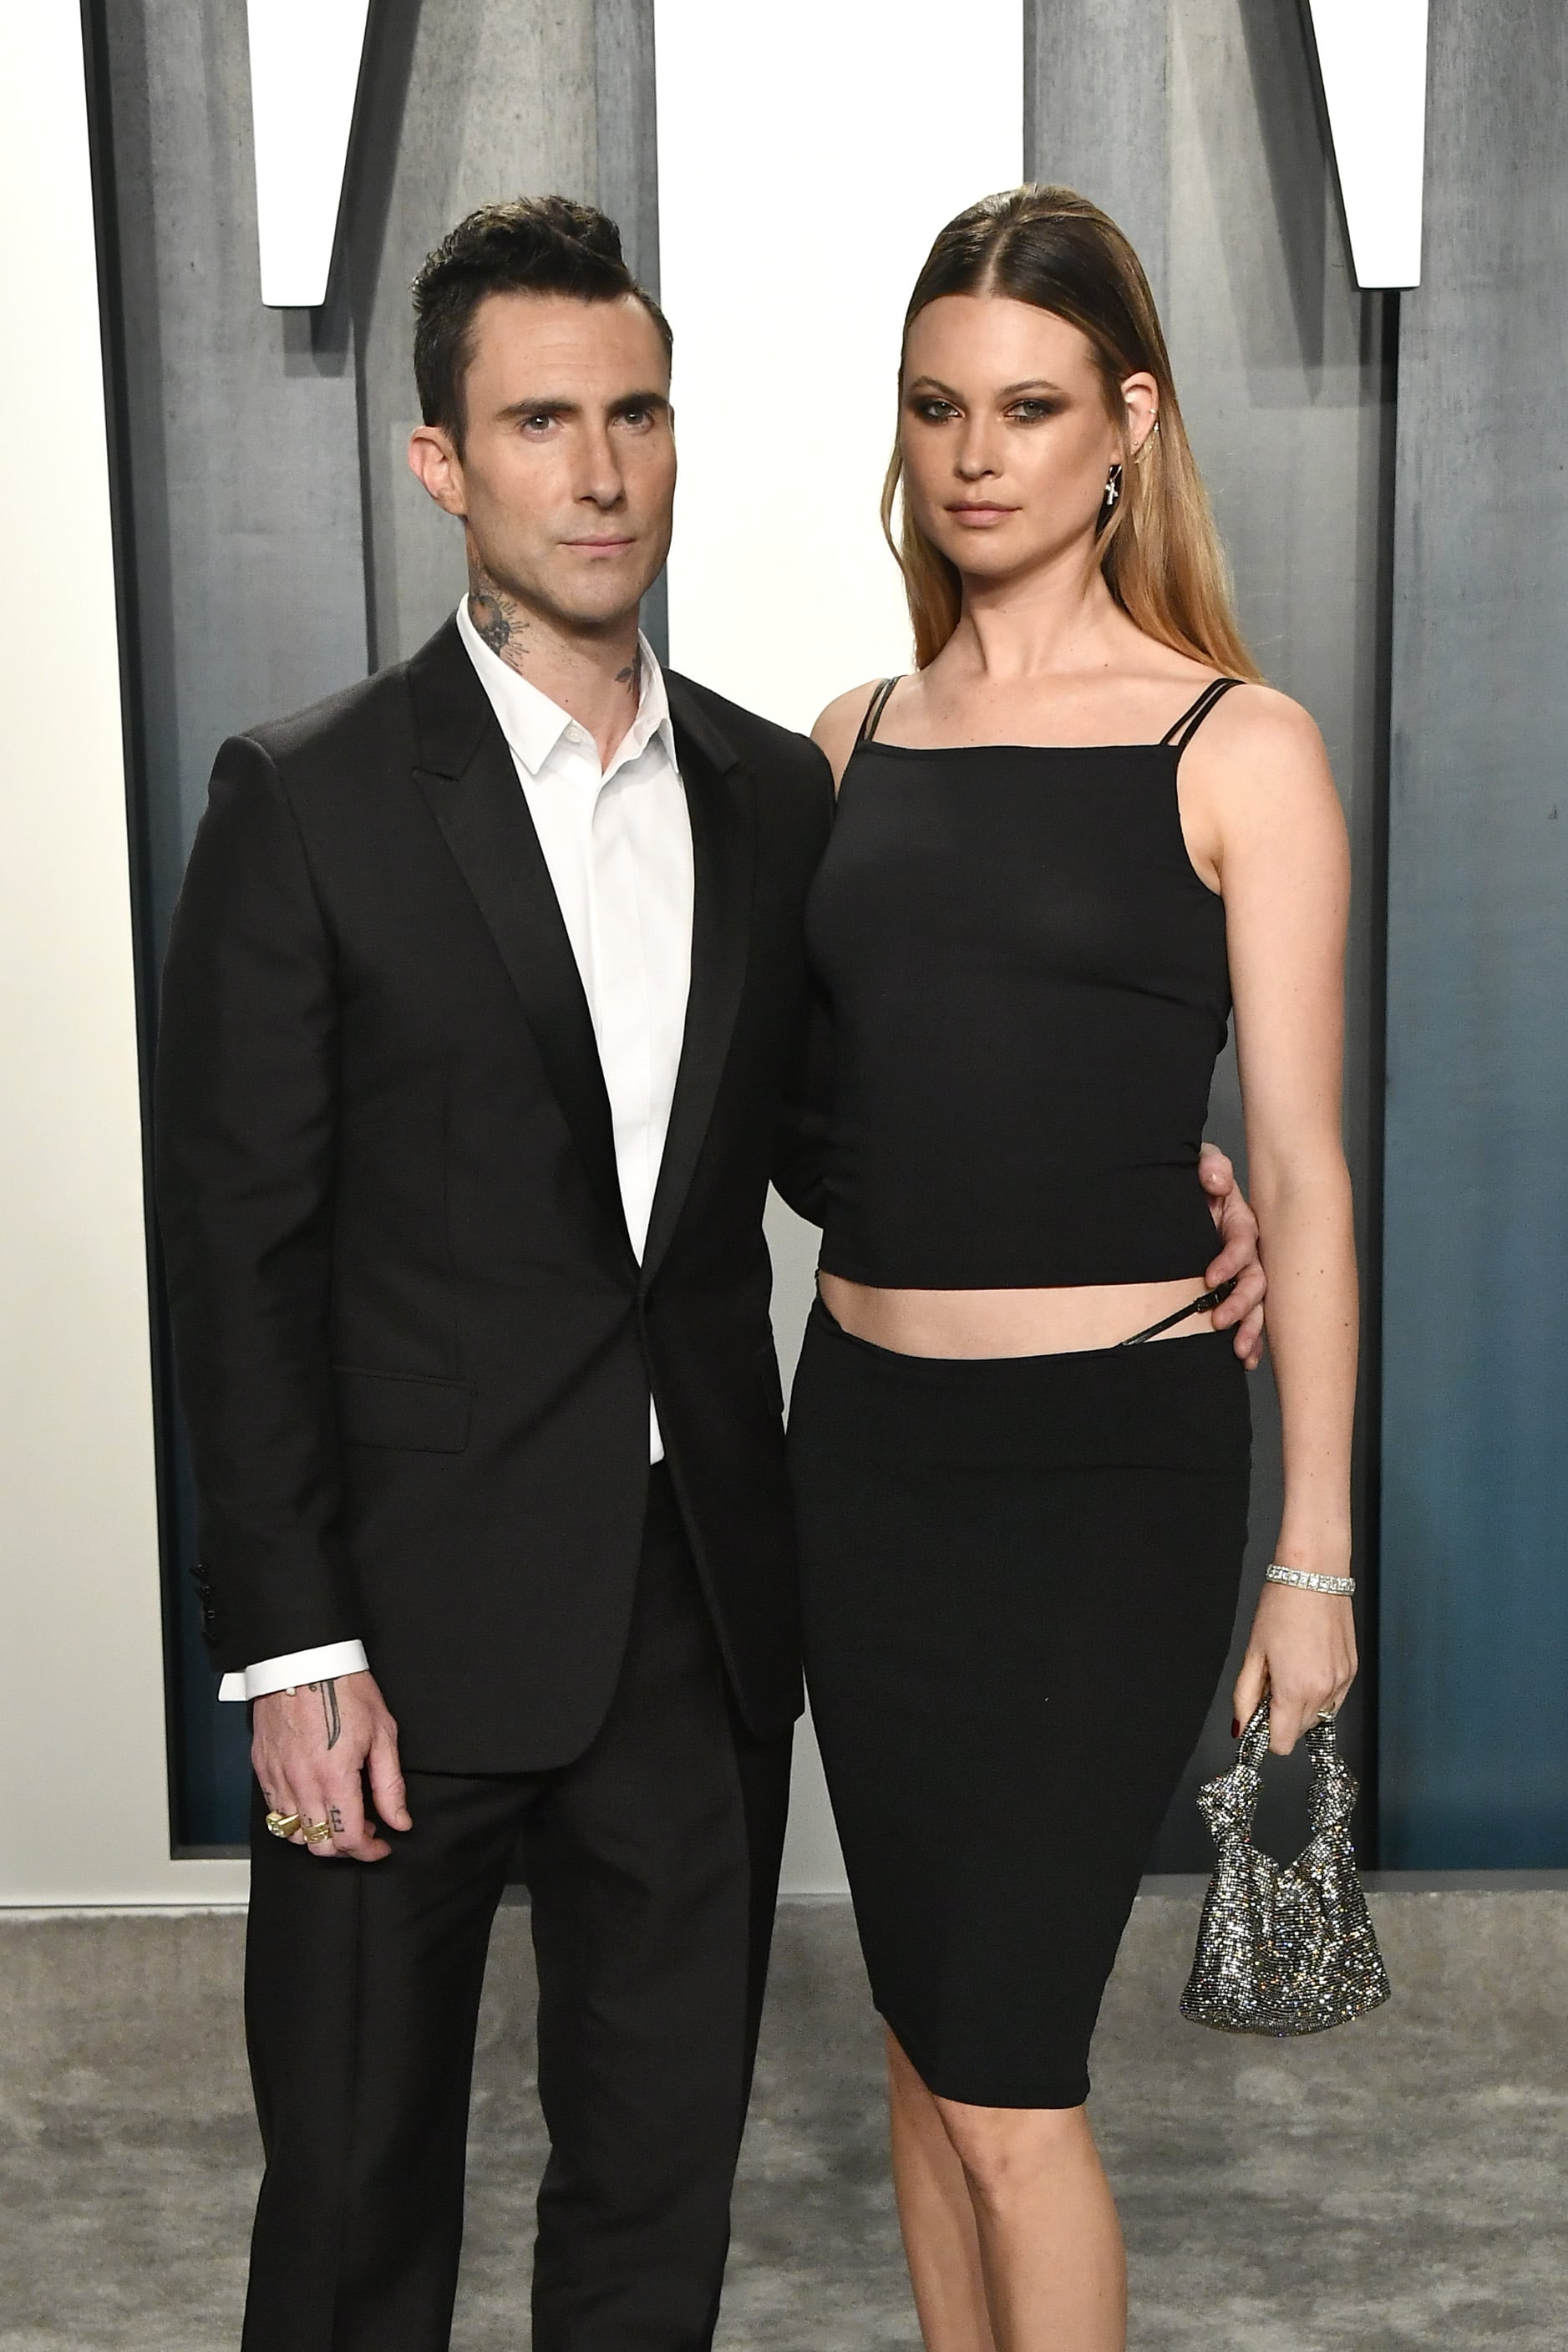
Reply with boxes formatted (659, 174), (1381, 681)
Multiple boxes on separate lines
(455, 597), (674, 782)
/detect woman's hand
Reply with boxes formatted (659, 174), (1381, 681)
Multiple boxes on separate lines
(1231, 1584), (1357, 1754)
(1196, 1142), (1265, 1370)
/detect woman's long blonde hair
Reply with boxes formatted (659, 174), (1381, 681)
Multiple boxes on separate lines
(883, 185), (1262, 681)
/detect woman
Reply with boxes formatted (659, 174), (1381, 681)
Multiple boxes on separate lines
(789, 185), (1357, 2352)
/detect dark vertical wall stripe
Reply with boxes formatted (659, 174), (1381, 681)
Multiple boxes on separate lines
(1380, 11), (1568, 1864)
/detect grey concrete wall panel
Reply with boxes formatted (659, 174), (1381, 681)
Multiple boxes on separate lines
(102, 0), (370, 950)
(100, 0), (378, 1842)
(596, 0), (659, 292)
(594, 0), (667, 659)
(1029, 0), (1393, 1861)
(355, 0), (600, 667)
(1380, 11), (1568, 1863)
(1026, 0), (1170, 307)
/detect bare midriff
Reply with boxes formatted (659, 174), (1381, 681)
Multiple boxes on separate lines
(817, 1273), (1222, 1359)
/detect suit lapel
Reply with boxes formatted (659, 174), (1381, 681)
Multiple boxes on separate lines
(640, 678), (758, 1287)
(407, 620), (634, 1266)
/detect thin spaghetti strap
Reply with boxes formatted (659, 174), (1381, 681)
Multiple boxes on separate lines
(1160, 676), (1241, 753)
(859, 677), (901, 744)
(1119, 1274), (1239, 1347)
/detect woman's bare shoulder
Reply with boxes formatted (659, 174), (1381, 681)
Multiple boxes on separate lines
(1203, 679), (1322, 750)
(812, 678), (892, 789)
(1190, 682), (1346, 871)
(1195, 682), (1332, 792)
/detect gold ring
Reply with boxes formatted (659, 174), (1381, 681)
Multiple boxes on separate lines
(265, 1811), (302, 1840)
(303, 1819), (333, 1845)
(1317, 1705), (1338, 1725)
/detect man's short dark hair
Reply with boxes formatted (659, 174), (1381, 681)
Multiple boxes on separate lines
(412, 196), (673, 448)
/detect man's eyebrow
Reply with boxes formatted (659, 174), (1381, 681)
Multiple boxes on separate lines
(491, 390), (672, 424)
(491, 397), (576, 425)
(494, 397), (576, 424)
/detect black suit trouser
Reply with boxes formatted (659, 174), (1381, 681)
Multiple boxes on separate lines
(239, 1471), (793, 2352)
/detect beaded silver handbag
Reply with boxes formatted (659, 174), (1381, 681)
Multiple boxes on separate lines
(1180, 1697), (1390, 2035)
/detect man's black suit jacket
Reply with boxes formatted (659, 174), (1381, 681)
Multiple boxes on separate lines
(155, 617), (835, 1774)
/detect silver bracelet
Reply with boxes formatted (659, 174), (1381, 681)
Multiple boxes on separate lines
(1265, 1562), (1355, 1597)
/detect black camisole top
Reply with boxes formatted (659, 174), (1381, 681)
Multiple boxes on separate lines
(804, 677), (1240, 1289)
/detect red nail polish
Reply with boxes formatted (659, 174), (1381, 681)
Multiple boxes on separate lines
(1231, 1718), (1240, 1739)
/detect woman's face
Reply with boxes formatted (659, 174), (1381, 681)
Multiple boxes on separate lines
(898, 292), (1156, 586)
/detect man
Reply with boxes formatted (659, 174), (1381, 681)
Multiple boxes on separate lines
(155, 198), (1265, 2352)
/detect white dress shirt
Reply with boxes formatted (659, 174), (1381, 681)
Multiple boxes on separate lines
(220, 606), (693, 1700)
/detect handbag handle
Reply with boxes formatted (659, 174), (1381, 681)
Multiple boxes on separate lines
(1234, 1696), (1354, 1840)
(1236, 1693), (1339, 1767)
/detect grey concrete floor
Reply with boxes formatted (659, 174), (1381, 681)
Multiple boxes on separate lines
(1, 1892), (1565, 2349)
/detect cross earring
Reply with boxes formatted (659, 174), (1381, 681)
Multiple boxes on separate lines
(1099, 461), (1124, 530)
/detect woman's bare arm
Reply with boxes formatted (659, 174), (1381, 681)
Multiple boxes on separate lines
(1195, 688), (1358, 1754)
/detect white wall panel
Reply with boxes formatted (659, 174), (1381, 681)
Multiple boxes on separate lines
(657, 0), (1022, 1889)
(1307, 0), (1428, 287)
(656, 0), (1023, 730)
(0, 11), (245, 1906)
(246, 0), (371, 307)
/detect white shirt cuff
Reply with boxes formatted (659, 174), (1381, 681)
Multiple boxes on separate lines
(217, 1639), (371, 1702)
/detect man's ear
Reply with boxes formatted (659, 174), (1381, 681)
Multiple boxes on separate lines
(408, 424), (468, 519)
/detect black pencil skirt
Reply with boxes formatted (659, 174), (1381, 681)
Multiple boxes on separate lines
(789, 1299), (1251, 2110)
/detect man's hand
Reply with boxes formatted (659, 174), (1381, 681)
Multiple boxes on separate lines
(252, 1670), (411, 1861)
(1198, 1141), (1266, 1370)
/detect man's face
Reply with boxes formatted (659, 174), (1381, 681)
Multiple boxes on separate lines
(411, 290), (676, 633)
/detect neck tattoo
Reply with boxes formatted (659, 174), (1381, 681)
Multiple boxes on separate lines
(467, 559), (530, 673)
(467, 558), (642, 709)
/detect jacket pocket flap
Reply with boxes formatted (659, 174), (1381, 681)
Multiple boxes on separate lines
(332, 1365), (471, 1453)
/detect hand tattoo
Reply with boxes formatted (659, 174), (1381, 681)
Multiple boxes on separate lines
(308, 1679), (343, 1749)
(329, 1806), (345, 1836)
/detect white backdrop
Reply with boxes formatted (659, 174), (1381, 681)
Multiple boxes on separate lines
(656, 0), (1023, 1889)
(0, 12), (246, 1908)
